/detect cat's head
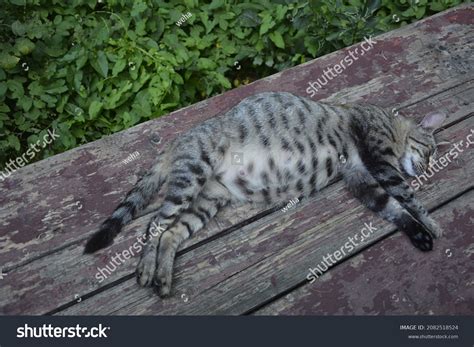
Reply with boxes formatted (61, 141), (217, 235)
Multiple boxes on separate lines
(400, 112), (446, 176)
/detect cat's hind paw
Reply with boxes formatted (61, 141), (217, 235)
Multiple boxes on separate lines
(153, 269), (172, 298)
(153, 233), (177, 298)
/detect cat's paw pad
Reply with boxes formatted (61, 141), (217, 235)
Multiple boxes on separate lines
(410, 231), (433, 252)
(136, 251), (157, 287)
(153, 279), (171, 298)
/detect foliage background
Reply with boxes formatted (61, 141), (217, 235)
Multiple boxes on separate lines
(0, 0), (466, 167)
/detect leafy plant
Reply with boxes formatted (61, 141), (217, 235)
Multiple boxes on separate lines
(0, 0), (466, 167)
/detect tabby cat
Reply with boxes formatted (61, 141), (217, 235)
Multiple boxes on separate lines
(84, 92), (446, 297)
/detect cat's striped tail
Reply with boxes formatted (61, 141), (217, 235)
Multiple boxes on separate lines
(84, 160), (166, 254)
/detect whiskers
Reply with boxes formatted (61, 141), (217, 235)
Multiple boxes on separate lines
(414, 161), (426, 175)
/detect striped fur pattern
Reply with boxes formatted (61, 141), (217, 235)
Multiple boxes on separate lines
(84, 92), (445, 297)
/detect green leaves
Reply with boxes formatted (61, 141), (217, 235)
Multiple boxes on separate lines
(239, 10), (261, 27)
(269, 31), (285, 48)
(259, 13), (276, 35)
(91, 51), (109, 78)
(7, 134), (21, 151)
(88, 100), (103, 119)
(131, 1), (147, 17)
(197, 58), (217, 70)
(7, 79), (24, 99)
(14, 38), (35, 55)
(0, 0), (464, 168)
(44, 80), (68, 94)
(112, 59), (127, 77)
(0, 53), (20, 70)
(11, 20), (25, 36)
(367, 0), (382, 15)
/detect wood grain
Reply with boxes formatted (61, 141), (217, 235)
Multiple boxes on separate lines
(256, 190), (474, 315)
(56, 116), (473, 315)
(0, 4), (472, 315)
(1, 4), (472, 272)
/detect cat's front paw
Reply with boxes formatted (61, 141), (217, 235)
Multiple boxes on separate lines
(136, 247), (157, 287)
(403, 216), (433, 252)
(409, 229), (433, 252)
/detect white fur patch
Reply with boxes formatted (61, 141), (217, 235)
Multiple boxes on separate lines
(401, 155), (416, 176)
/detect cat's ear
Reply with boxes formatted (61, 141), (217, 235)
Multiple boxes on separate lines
(419, 112), (446, 132)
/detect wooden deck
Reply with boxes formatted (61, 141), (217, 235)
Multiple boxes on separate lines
(0, 4), (473, 315)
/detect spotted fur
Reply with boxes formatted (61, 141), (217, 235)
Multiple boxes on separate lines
(84, 92), (445, 296)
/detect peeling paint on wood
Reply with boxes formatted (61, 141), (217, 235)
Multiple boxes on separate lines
(256, 190), (474, 315)
(0, 4), (472, 315)
(54, 118), (473, 315)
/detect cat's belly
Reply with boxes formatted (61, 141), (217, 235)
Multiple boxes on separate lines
(215, 141), (339, 203)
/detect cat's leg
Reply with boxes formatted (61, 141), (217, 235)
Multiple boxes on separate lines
(365, 159), (441, 239)
(343, 166), (434, 251)
(137, 131), (229, 288)
(136, 177), (231, 292)
(151, 179), (231, 296)
(136, 166), (210, 286)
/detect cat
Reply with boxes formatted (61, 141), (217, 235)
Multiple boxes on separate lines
(84, 91), (446, 297)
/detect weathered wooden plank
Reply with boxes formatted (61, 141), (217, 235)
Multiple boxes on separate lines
(255, 190), (474, 315)
(0, 5), (472, 315)
(55, 116), (473, 315)
(0, 94), (471, 315)
(0, 4), (472, 273)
